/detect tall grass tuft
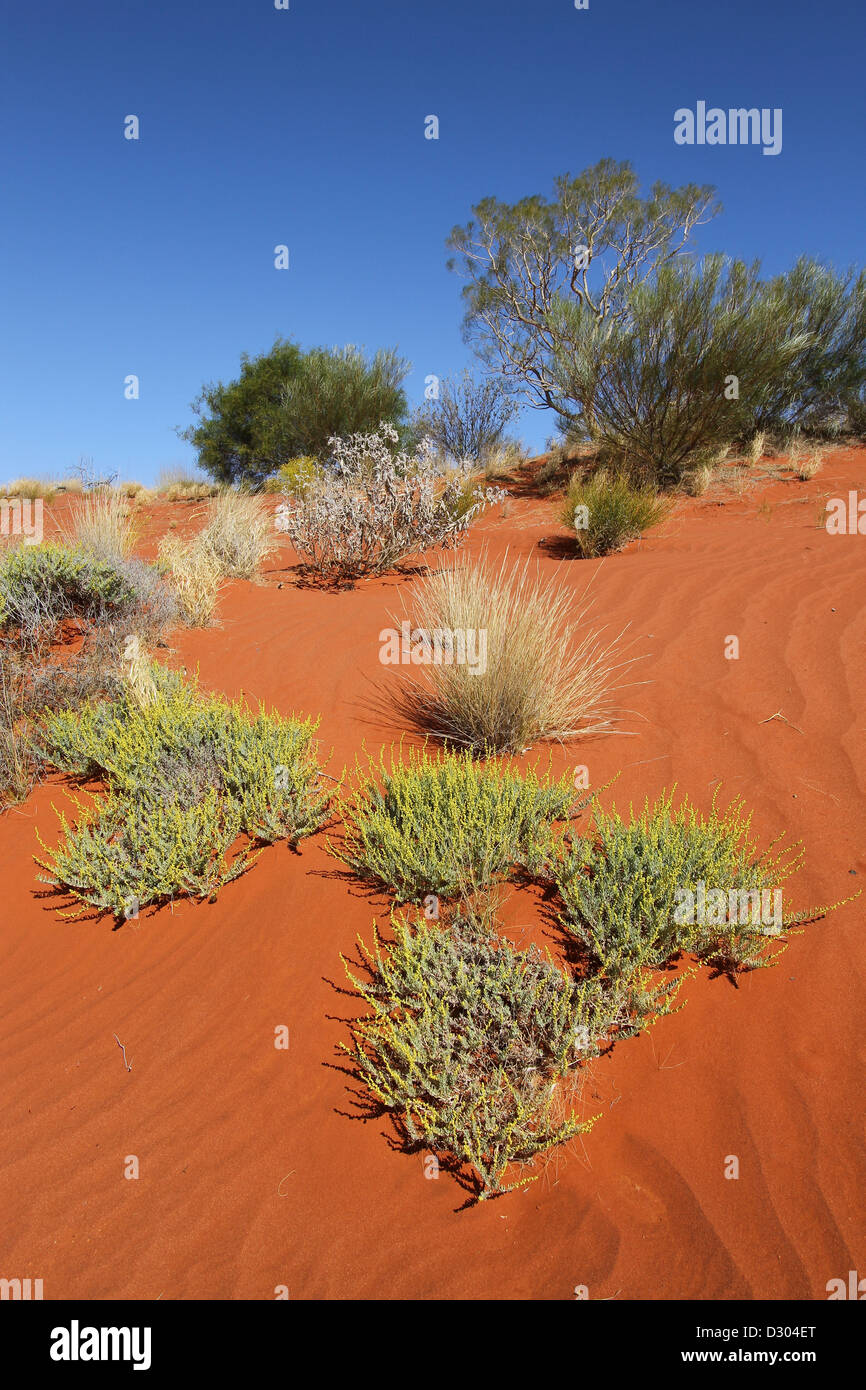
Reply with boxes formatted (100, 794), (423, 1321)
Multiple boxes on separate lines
(64, 488), (140, 560)
(559, 471), (670, 558)
(157, 534), (222, 626)
(198, 490), (277, 579)
(392, 550), (627, 755)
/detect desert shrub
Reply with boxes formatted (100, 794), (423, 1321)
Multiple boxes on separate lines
(549, 256), (799, 485)
(157, 534), (222, 625)
(182, 339), (410, 487)
(560, 471), (670, 557)
(553, 787), (837, 978)
(334, 746), (582, 901)
(63, 488), (140, 560)
(0, 543), (139, 648)
(412, 369), (518, 466)
(0, 653), (39, 809)
(275, 423), (501, 586)
(37, 670), (332, 917)
(118, 481), (144, 498)
(847, 385), (866, 435)
(197, 490), (277, 579)
(747, 260), (866, 435)
(342, 911), (609, 1198)
(4, 478), (57, 502)
(37, 788), (256, 917)
(392, 551), (625, 755)
(263, 457), (320, 495)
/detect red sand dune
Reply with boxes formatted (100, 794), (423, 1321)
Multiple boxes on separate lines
(1, 452), (864, 1300)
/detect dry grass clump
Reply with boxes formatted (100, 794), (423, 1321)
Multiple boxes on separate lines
(4, 478), (58, 503)
(787, 437), (827, 480)
(63, 488), (140, 560)
(118, 480), (144, 498)
(157, 535), (222, 625)
(165, 480), (216, 501)
(481, 440), (525, 480)
(197, 490), (277, 579)
(683, 464), (713, 497)
(746, 431), (767, 464)
(391, 549), (627, 755)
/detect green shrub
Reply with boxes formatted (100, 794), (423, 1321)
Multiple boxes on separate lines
(181, 339), (410, 487)
(0, 543), (138, 646)
(559, 471), (670, 556)
(334, 746), (581, 901)
(36, 668), (332, 918)
(554, 787), (837, 977)
(37, 789), (255, 918)
(549, 256), (804, 485)
(342, 911), (607, 1199)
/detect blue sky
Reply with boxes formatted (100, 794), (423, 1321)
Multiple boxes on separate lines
(1, 0), (864, 484)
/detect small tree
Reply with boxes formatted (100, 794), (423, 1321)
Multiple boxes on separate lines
(180, 338), (304, 486)
(549, 256), (807, 485)
(747, 259), (866, 435)
(414, 370), (518, 464)
(447, 159), (720, 429)
(278, 345), (410, 460)
(180, 341), (410, 487)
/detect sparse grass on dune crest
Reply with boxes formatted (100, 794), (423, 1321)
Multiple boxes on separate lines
(391, 549), (628, 756)
(3, 478), (58, 502)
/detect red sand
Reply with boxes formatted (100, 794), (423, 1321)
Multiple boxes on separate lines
(1, 454), (864, 1299)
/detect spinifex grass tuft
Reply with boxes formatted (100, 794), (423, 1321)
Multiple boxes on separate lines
(392, 550), (628, 755)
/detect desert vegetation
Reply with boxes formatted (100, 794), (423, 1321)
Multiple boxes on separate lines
(37, 667), (332, 919)
(334, 746), (582, 901)
(448, 159), (866, 486)
(274, 422), (502, 586)
(3, 149), (864, 1238)
(560, 471), (670, 556)
(391, 550), (626, 752)
(338, 759), (848, 1198)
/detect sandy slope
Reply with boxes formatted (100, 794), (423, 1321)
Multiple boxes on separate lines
(1, 452), (863, 1300)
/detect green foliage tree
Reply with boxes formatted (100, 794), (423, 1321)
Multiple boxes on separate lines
(549, 255), (807, 484)
(180, 340), (410, 486)
(748, 258), (866, 434)
(446, 159), (720, 425)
